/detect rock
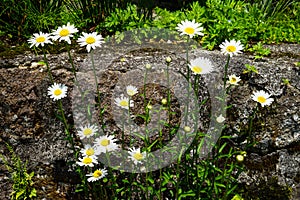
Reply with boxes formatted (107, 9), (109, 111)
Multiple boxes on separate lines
(0, 40), (299, 199)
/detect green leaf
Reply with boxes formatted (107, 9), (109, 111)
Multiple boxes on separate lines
(218, 142), (227, 153)
(16, 190), (25, 199)
(29, 188), (37, 198)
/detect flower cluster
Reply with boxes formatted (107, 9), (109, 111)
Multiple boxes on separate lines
(41, 19), (275, 187)
(76, 128), (119, 181)
(114, 85), (138, 109)
(28, 22), (104, 52)
(29, 23), (105, 101)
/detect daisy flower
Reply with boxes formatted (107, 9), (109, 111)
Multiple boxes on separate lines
(77, 155), (98, 167)
(80, 145), (100, 157)
(228, 74), (241, 85)
(128, 147), (146, 165)
(176, 19), (204, 38)
(47, 83), (68, 101)
(251, 90), (274, 107)
(77, 124), (98, 140)
(115, 94), (134, 109)
(52, 22), (78, 44)
(77, 32), (104, 52)
(219, 39), (244, 57)
(28, 32), (52, 48)
(94, 135), (119, 153)
(189, 57), (214, 75)
(126, 85), (138, 96)
(86, 168), (108, 182)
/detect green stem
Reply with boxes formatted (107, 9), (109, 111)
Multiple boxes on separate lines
(223, 55), (231, 88)
(175, 150), (182, 200)
(184, 37), (191, 125)
(194, 74), (200, 99)
(67, 44), (77, 80)
(248, 105), (258, 138)
(91, 51), (104, 129)
(58, 99), (75, 152)
(143, 69), (148, 109)
(166, 61), (172, 139)
(43, 48), (53, 83)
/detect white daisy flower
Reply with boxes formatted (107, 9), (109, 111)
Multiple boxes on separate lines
(216, 114), (226, 123)
(176, 19), (204, 38)
(115, 94), (134, 109)
(86, 168), (108, 182)
(47, 83), (68, 101)
(76, 155), (98, 167)
(219, 39), (244, 57)
(77, 124), (98, 140)
(80, 144), (100, 157)
(128, 147), (146, 165)
(189, 57), (214, 75)
(251, 90), (274, 107)
(228, 74), (241, 85)
(28, 32), (52, 48)
(126, 85), (138, 96)
(94, 135), (119, 153)
(52, 22), (78, 44)
(77, 32), (104, 52)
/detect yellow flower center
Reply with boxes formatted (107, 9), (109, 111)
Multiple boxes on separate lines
(83, 157), (92, 164)
(86, 148), (95, 156)
(120, 100), (128, 107)
(192, 66), (202, 74)
(100, 139), (110, 146)
(184, 27), (195, 35)
(230, 77), (236, 83)
(53, 89), (62, 96)
(257, 96), (266, 103)
(133, 152), (143, 161)
(59, 29), (70, 37)
(86, 36), (96, 44)
(93, 170), (102, 178)
(36, 36), (46, 43)
(83, 128), (93, 136)
(127, 90), (135, 96)
(226, 45), (236, 52)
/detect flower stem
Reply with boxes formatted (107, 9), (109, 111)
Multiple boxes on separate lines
(58, 99), (75, 152)
(43, 48), (53, 83)
(184, 37), (191, 125)
(91, 51), (104, 129)
(223, 55), (230, 88)
(67, 44), (77, 80)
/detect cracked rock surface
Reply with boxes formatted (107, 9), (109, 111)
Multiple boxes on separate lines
(0, 40), (299, 199)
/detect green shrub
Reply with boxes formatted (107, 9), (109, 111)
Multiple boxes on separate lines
(0, 144), (36, 200)
(0, 0), (64, 40)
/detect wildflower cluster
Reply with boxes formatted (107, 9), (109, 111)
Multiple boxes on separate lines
(176, 20), (274, 108)
(28, 23), (149, 184)
(27, 22), (104, 52)
(26, 18), (276, 198)
(114, 85), (138, 109)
